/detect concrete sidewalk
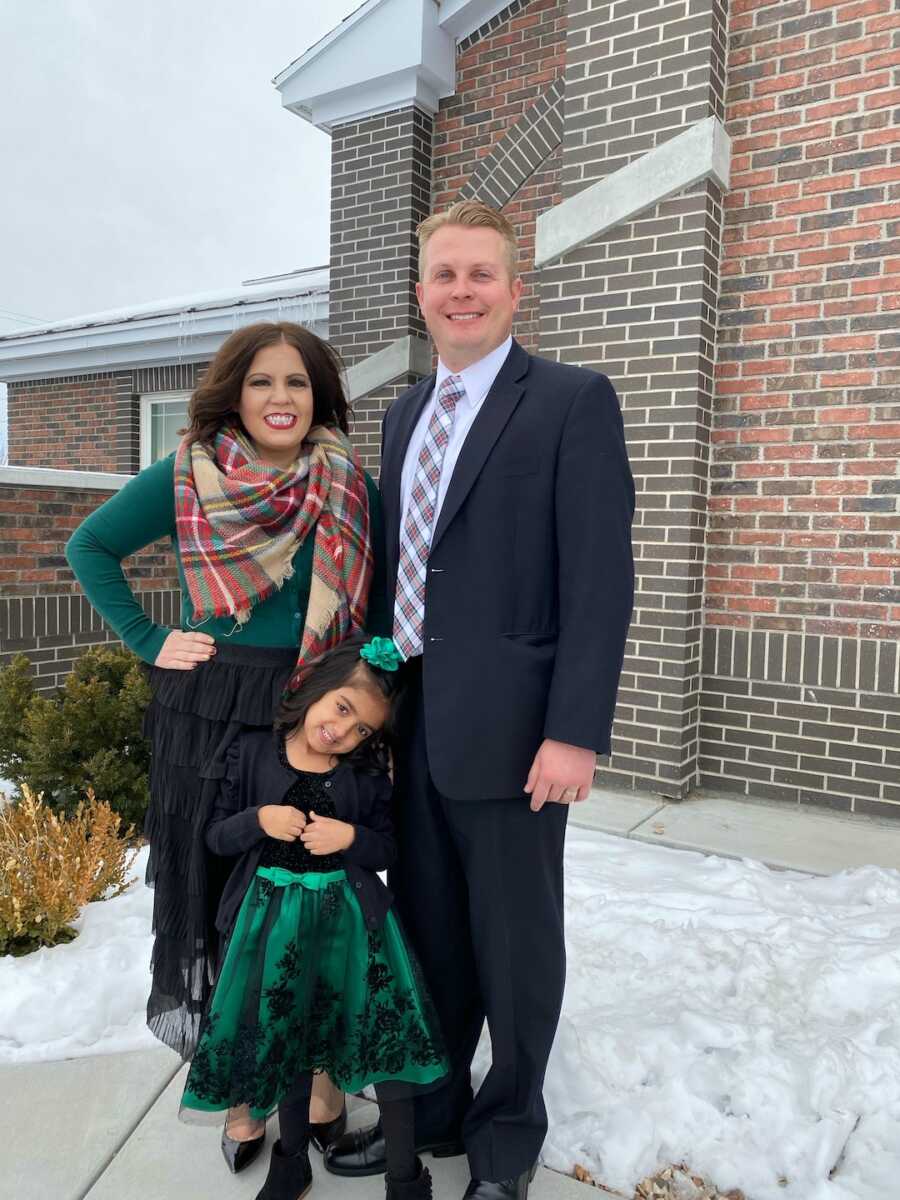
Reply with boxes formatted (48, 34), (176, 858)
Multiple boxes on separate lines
(8, 787), (900, 1200)
(572, 784), (900, 875)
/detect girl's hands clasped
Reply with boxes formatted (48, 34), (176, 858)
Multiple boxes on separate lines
(154, 630), (216, 670)
(301, 811), (355, 855)
(258, 805), (307, 841)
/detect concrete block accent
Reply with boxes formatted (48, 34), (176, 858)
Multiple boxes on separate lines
(535, 116), (731, 267)
(0, 465), (132, 491)
(347, 335), (433, 402)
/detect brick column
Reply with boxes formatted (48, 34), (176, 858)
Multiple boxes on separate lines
(329, 106), (433, 475)
(539, 0), (729, 798)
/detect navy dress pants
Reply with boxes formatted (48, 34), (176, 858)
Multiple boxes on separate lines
(388, 662), (568, 1182)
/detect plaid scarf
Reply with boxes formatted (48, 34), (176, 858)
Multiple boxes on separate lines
(173, 423), (373, 667)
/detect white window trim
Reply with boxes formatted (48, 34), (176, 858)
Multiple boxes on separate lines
(139, 390), (192, 468)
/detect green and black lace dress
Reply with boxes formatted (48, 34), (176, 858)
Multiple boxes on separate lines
(180, 763), (447, 1122)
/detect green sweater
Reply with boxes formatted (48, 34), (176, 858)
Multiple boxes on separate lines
(65, 453), (390, 664)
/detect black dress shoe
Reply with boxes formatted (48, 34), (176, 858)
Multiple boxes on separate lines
(462, 1164), (538, 1200)
(324, 1117), (465, 1177)
(255, 1139), (313, 1200)
(309, 1098), (347, 1154)
(221, 1122), (266, 1174)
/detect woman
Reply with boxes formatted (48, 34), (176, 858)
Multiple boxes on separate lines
(66, 321), (384, 1172)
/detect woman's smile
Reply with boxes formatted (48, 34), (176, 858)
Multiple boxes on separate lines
(263, 412), (299, 429)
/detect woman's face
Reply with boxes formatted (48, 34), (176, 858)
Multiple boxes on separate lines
(237, 340), (314, 469)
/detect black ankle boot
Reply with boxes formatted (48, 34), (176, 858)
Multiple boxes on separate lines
(255, 1139), (313, 1200)
(386, 1159), (433, 1200)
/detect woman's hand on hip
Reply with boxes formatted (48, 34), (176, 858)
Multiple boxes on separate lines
(259, 805), (307, 841)
(154, 630), (216, 670)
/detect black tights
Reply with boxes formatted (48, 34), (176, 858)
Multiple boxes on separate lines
(279, 1075), (417, 1182)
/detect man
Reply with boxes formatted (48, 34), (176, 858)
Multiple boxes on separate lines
(326, 201), (635, 1199)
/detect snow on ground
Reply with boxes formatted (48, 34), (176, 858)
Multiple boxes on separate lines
(0, 846), (156, 1063)
(3, 832), (900, 1198)
(535, 830), (900, 1200)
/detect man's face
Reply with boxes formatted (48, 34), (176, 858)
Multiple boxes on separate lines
(416, 225), (523, 371)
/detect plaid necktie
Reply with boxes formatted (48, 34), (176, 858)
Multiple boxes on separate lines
(393, 374), (465, 659)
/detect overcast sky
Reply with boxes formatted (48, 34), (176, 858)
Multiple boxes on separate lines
(0, 0), (361, 334)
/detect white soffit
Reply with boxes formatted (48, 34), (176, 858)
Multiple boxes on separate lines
(438, 0), (519, 40)
(275, 0), (455, 130)
(535, 117), (732, 268)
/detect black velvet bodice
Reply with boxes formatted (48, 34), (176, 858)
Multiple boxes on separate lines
(257, 738), (343, 873)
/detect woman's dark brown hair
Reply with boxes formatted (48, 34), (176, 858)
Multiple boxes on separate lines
(184, 321), (350, 447)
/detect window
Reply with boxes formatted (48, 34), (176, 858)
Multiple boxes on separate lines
(140, 392), (191, 466)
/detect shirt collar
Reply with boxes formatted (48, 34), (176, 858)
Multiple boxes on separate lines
(435, 335), (513, 411)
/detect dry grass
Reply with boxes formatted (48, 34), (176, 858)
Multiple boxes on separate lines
(574, 1163), (746, 1200)
(0, 786), (137, 956)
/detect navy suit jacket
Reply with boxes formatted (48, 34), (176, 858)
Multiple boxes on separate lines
(380, 339), (635, 801)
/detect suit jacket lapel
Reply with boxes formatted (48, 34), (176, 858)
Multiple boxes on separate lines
(430, 341), (530, 554)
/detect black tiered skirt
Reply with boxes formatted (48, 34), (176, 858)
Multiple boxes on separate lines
(142, 641), (298, 1059)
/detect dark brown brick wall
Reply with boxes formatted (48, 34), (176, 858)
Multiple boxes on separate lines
(433, 0), (567, 354)
(329, 107), (434, 475)
(536, 0), (728, 799)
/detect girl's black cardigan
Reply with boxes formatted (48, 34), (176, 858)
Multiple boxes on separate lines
(204, 729), (396, 934)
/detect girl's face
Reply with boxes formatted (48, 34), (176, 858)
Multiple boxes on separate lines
(302, 673), (390, 757)
(237, 340), (314, 469)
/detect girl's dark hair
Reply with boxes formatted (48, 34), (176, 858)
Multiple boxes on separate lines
(275, 634), (405, 775)
(184, 321), (350, 447)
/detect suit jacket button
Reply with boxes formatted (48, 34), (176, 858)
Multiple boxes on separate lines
(355, 881), (362, 890)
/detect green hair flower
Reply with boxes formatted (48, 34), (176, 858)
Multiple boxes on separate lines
(360, 636), (402, 672)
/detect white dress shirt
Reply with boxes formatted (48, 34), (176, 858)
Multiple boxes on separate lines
(399, 335), (513, 531)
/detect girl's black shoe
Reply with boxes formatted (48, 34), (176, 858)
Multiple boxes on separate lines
(385, 1159), (433, 1200)
(255, 1138), (313, 1200)
(309, 1099), (347, 1154)
(221, 1123), (266, 1174)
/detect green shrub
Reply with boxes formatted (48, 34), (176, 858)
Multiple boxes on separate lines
(0, 646), (152, 827)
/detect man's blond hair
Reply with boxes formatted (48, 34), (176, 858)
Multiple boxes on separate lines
(417, 200), (519, 280)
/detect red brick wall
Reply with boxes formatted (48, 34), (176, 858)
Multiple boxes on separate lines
(0, 485), (178, 597)
(710, 0), (900, 641)
(9, 375), (123, 471)
(432, 0), (567, 354)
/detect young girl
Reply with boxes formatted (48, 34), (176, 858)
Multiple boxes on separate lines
(181, 634), (447, 1200)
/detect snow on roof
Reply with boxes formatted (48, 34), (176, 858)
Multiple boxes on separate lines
(0, 267), (329, 344)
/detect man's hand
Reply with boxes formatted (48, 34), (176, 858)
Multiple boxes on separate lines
(300, 811), (356, 855)
(258, 805), (307, 841)
(524, 739), (596, 812)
